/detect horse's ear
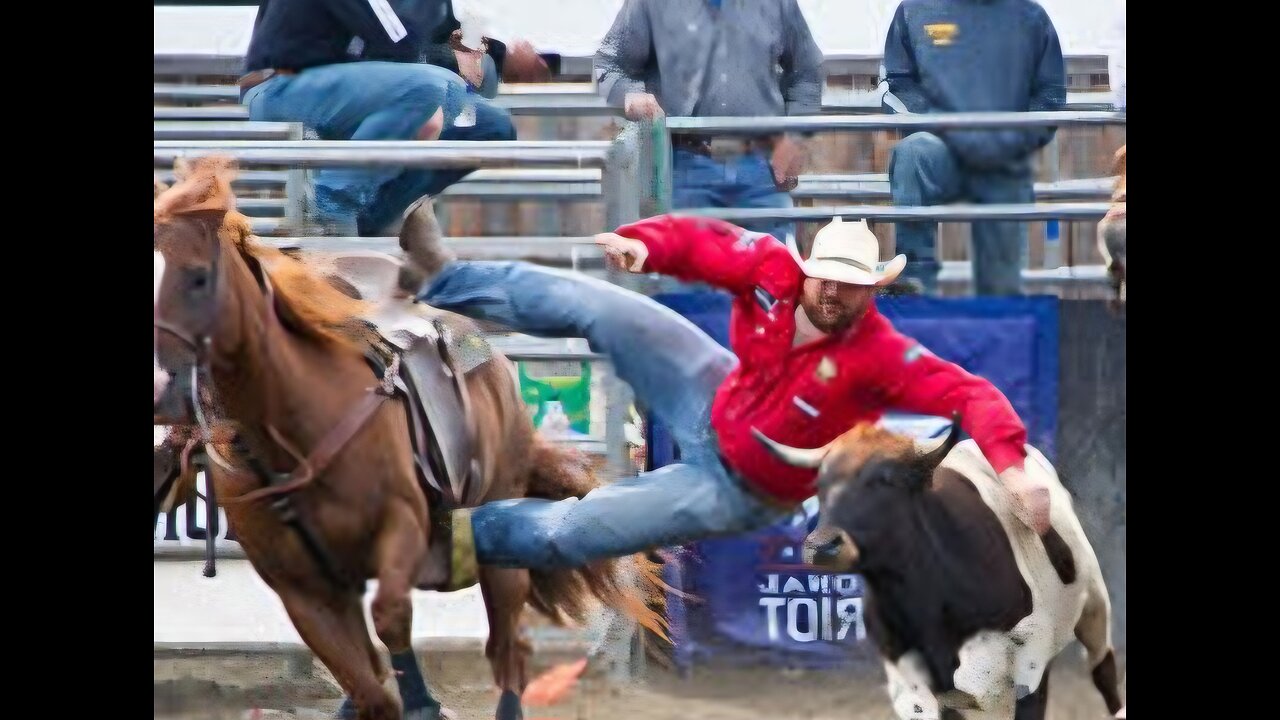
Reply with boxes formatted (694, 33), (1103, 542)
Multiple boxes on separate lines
(184, 208), (233, 235)
(154, 175), (170, 199)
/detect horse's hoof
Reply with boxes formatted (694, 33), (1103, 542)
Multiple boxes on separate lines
(1015, 684), (1031, 700)
(402, 706), (455, 720)
(335, 696), (357, 719)
(496, 689), (524, 720)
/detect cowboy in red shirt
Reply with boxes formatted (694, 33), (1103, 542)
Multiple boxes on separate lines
(407, 204), (1051, 570)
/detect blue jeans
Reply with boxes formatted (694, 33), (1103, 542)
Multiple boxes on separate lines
(242, 62), (516, 235)
(672, 149), (795, 244)
(889, 132), (1034, 296)
(420, 262), (789, 569)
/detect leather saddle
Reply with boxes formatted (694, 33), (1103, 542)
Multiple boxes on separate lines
(317, 249), (494, 591)
(362, 299), (494, 591)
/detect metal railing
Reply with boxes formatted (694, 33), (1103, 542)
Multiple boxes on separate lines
(645, 111), (1126, 273)
(154, 84), (1110, 121)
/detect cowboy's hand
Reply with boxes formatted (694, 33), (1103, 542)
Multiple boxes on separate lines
(594, 232), (648, 273)
(1001, 466), (1051, 535)
(624, 93), (664, 122)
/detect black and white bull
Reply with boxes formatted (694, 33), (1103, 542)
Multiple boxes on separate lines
(753, 418), (1125, 720)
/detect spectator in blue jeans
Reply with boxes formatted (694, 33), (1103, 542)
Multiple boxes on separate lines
(881, 0), (1065, 296)
(595, 0), (824, 245)
(239, 0), (542, 238)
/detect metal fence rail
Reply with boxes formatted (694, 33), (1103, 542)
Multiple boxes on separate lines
(154, 140), (614, 169)
(692, 202), (1113, 224)
(664, 110), (1125, 134)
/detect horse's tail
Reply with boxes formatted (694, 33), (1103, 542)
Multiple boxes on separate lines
(523, 435), (671, 644)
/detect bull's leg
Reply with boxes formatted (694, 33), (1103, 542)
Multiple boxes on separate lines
(278, 589), (399, 720)
(370, 503), (451, 720)
(479, 565), (533, 720)
(884, 654), (943, 720)
(1012, 659), (1050, 720)
(1074, 577), (1124, 717)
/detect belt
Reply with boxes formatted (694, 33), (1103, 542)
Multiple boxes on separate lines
(673, 135), (774, 159)
(717, 452), (799, 513)
(237, 69), (297, 100)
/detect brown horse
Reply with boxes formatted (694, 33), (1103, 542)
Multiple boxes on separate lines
(153, 158), (665, 720)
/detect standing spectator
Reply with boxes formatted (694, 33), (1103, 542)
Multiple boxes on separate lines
(881, 0), (1066, 295)
(595, 0), (824, 245)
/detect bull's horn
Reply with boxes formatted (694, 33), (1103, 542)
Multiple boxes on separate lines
(913, 413), (963, 468)
(752, 428), (833, 469)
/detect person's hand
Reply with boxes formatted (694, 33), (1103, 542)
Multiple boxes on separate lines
(1000, 466), (1051, 535)
(594, 232), (649, 273)
(449, 29), (488, 87)
(770, 135), (808, 191)
(624, 93), (663, 121)
(502, 39), (551, 82)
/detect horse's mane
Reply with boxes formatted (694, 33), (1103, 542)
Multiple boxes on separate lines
(155, 156), (375, 352)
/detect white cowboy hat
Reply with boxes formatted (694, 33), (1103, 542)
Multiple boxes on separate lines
(785, 217), (906, 287)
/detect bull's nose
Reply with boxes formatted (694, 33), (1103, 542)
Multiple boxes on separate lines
(815, 534), (845, 560)
(804, 528), (858, 569)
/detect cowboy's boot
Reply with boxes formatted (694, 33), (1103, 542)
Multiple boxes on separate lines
(396, 198), (455, 298)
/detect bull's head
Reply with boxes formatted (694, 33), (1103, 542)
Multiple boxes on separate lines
(753, 414), (963, 572)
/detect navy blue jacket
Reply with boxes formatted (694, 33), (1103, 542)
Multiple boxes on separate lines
(882, 0), (1066, 170)
(244, 0), (448, 73)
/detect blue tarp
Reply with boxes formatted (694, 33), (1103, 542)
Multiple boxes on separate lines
(647, 291), (1060, 668)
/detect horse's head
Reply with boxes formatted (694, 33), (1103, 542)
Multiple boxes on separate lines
(754, 415), (962, 573)
(152, 156), (245, 423)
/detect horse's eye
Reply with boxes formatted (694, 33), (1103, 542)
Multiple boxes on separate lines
(187, 267), (210, 291)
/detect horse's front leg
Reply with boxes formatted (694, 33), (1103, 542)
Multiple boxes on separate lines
(370, 501), (451, 720)
(276, 588), (399, 720)
(479, 566), (533, 720)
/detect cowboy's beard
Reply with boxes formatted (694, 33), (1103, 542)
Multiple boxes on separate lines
(800, 280), (873, 333)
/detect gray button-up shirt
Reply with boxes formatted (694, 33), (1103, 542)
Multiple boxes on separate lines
(594, 0), (823, 118)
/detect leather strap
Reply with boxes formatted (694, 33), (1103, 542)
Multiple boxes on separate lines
(224, 388), (391, 505)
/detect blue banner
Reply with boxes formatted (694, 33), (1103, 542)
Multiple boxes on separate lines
(648, 291), (1060, 668)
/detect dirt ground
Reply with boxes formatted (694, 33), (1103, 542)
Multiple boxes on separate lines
(155, 650), (1126, 720)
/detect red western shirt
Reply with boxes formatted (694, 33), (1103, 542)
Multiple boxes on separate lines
(616, 215), (1028, 503)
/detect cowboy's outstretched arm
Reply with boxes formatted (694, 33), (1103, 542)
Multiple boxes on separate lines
(612, 215), (802, 295)
(873, 335), (1027, 473)
(872, 334), (1053, 534)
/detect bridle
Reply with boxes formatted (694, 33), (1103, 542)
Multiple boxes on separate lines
(153, 222), (400, 589)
